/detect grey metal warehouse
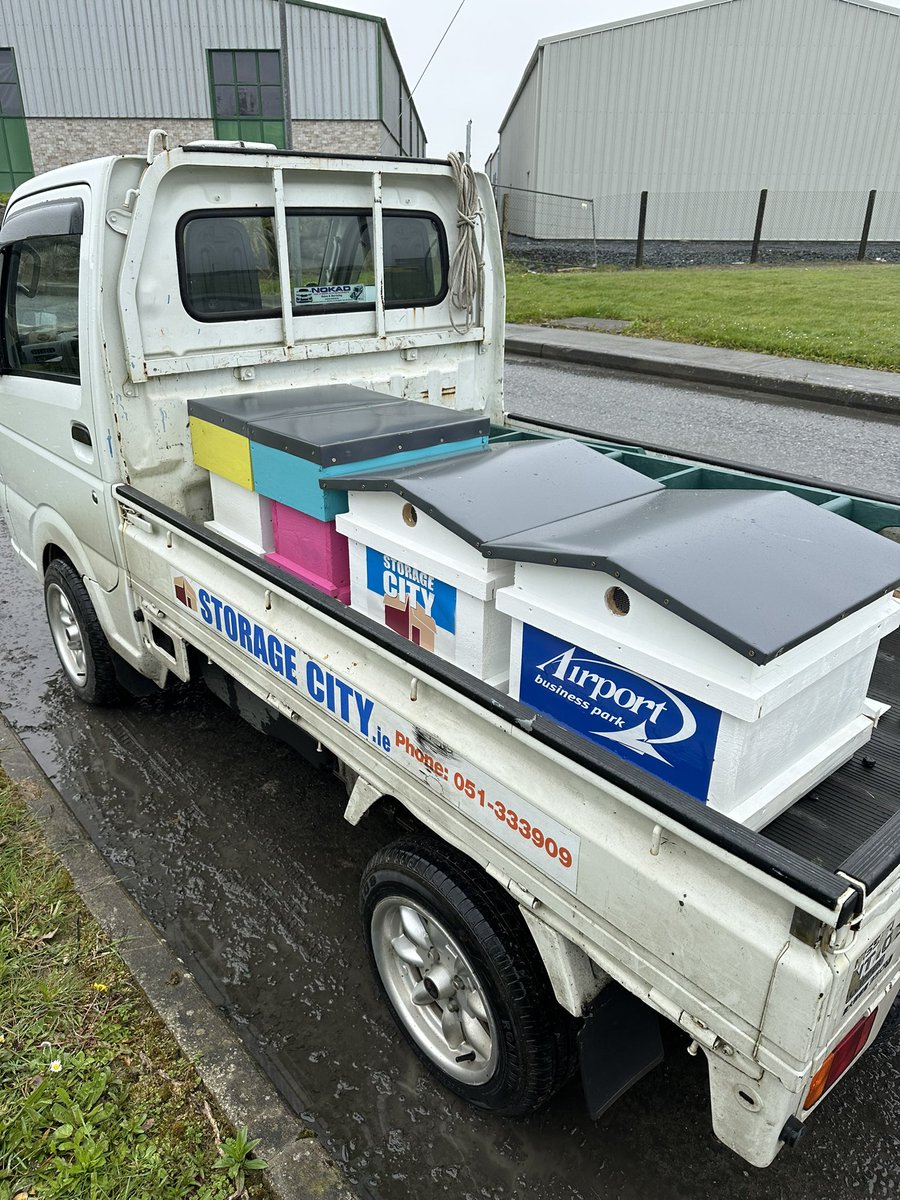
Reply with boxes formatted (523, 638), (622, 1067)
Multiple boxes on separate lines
(488, 0), (900, 242)
(0, 0), (426, 196)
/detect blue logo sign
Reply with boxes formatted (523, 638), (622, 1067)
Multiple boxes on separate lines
(366, 547), (457, 634)
(518, 624), (721, 802)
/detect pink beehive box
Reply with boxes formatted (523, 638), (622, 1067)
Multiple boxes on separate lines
(265, 501), (350, 603)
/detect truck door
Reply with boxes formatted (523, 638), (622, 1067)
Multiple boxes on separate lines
(0, 188), (118, 589)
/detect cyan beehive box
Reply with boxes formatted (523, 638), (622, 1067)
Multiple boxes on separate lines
(187, 385), (488, 524)
(248, 398), (489, 520)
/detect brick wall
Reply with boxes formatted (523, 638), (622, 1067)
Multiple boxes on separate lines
(290, 121), (387, 155)
(26, 118), (392, 175)
(26, 119), (215, 173)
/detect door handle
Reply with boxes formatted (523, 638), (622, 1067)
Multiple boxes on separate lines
(71, 422), (92, 447)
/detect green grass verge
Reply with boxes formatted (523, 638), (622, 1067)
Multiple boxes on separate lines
(505, 263), (900, 371)
(0, 772), (272, 1200)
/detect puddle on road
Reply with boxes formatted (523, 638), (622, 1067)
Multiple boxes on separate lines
(0, 537), (898, 1200)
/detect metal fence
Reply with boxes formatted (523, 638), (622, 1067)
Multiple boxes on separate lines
(493, 185), (597, 268)
(493, 184), (900, 270)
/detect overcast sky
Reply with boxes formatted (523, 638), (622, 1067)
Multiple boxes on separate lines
(360, 0), (899, 166)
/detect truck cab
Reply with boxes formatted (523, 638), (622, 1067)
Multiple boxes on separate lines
(0, 137), (502, 685)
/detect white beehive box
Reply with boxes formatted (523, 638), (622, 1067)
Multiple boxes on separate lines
(207, 473), (274, 557)
(327, 439), (666, 691)
(491, 489), (900, 830)
(337, 490), (514, 688)
(499, 563), (897, 828)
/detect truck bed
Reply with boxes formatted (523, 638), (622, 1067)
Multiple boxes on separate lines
(117, 481), (885, 921)
(765, 626), (900, 872)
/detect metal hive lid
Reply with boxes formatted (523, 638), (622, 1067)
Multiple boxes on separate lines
(486, 488), (900, 662)
(322, 439), (664, 544)
(187, 384), (400, 436)
(247, 400), (489, 465)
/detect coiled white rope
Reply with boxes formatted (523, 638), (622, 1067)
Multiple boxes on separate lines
(447, 151), (485, 334)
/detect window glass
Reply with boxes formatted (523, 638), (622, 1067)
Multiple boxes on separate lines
(258, 52), (281, 85)
(237, 86), (260, 117)
(181, 215), (280, 317)
(1, 234), (81, 380)
(208, 50), (284, 147)
(260, 86), (282, 117)
(179, 210), (447, 320)
(0, 83), (22, 118)
(0, 46), (25, 120)
(287, 212), (447, 308)
(382, 214), (445, 304)
(234, 51), (258, 85)
(289, 213), (374, 308)
(214, 85), (237, 118)
(210, 51), (233, 85)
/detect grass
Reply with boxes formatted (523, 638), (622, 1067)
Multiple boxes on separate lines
(505, 262), (900, 371)
(0, 771), (272, 1200)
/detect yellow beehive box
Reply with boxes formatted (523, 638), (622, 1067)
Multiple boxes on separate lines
(188, 416), (253, 490)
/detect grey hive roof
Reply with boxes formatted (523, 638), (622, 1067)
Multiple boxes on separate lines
(187, 385), (399, 436)
(487, 488), (900, 662)
(327, 440), (900, 662)
(189, 385), (489, 465)
(322, 438), (663, 544)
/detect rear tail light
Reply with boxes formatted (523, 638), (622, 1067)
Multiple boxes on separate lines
(804, 1008), (879, 1110)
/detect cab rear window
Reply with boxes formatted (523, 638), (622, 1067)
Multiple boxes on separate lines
(177, 208), (448, 321)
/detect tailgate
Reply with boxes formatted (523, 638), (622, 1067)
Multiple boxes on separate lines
(804, 869), (900, 1114)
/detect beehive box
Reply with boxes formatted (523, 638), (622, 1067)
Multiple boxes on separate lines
(490, 488), (900, 829)
(328, 439), (665, 688)
(337, 491), (513, 686)
(265, 502), (351, 602)
(206, 473), (274, 556)
(187, 385), (488, 561)
(247, 398), (489, 521)
(188, 385), (404, 532)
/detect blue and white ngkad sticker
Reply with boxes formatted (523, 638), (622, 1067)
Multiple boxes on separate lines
(365, 547), (457, 656)
(518, 624), (721, 802)
(294, 284), (377, 306)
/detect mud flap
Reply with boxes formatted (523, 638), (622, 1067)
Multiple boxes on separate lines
(112, 650), (165, 697)
(578, 983), (664, 1119)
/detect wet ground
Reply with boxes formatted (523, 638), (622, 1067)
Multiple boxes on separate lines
(1, 372), (899, 1198)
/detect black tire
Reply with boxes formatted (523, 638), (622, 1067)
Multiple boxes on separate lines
(360, 836), (576, 1116)
(43, 558), (123, 706)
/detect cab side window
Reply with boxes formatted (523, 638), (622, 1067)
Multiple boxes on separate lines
(1, 232), (81, 382)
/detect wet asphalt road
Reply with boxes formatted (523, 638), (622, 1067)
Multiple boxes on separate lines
(1, 368), (900, 1200)
(505, 357), (900, 497)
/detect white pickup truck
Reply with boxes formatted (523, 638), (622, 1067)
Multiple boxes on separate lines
(1, 134), (899, 1169)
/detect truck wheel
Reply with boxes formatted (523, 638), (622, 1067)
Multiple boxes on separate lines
(44, 559), (122, 706)
(360, 837), (576, 1116)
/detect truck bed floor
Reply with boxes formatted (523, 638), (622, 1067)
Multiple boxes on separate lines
(764, 628), (900, 871)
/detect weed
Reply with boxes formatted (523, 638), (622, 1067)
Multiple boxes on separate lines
(214, 1128), (269, 1197)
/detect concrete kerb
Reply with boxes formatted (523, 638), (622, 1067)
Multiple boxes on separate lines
(0, 713), (356, 1200)
(505, 325), (900, 418)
